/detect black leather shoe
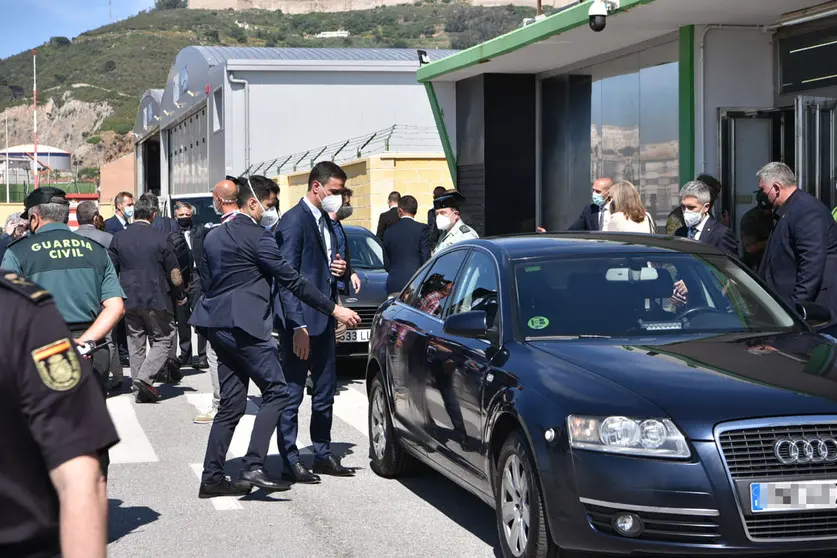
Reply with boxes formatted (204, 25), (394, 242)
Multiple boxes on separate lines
(165, 357), (184, 383)
(313, 455), (355, 477)
(177, 354), (192, 367)
(199, 477), (252, 498)
(238, 468), (291, 491)
(134, 380), (162, 403)
(194, 356), (209, 370)
(283, 462), (321, 484)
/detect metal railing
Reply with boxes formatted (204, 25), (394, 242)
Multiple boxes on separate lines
(244, 125), (444, 177)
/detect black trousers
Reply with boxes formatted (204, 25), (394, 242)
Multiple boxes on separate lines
(68, 324), (110, 480)
(176, 272), (206, 360)
(115, 318), (130, 362)
(201, 327), (289, 484)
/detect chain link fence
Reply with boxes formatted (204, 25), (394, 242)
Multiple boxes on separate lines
(244, 124), (444, 177)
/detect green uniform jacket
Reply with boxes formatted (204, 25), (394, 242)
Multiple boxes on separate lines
(0, 223), (124, 325)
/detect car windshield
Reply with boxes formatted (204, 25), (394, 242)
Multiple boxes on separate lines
(347, 230), (386, 270)
(514, 253), (804, 339)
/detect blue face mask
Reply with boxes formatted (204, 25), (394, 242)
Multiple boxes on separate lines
(592, 193), (606, 207)
(123, 205), (135, 219)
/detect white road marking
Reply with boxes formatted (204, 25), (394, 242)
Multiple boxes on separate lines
(190, 464), (243, 511)
(106, 395), (159, 464)
(334, 383), (369, 437)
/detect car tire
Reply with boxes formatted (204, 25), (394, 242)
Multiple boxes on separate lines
(495, 431), (558, 558)
(368, 375), (417, 478)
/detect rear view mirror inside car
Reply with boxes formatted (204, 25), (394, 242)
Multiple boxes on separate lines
(606, 267), (659, 282)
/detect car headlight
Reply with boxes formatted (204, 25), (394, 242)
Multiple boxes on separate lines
(567, 415), (690, 458)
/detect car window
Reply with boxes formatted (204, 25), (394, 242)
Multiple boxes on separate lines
(399, 265), (428, 305)
(346, 230), (385, 270)
(514, 253), (802, 339)
(446, 251), (500, 329)
(412, 249), (469, 318)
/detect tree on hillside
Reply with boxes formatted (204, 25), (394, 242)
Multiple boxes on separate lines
(155, 0), (187, 9)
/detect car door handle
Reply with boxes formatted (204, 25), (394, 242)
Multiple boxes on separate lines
(426, 346), (436, 362)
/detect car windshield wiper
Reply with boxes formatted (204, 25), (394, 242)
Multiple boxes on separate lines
(526, 334), (612, 341)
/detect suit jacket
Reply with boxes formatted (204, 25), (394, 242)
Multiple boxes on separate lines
(108, 221), (185, 313)
(74, 224), (114, 249)
(331, 218), (355, 296)
(275, 199), (343, 336)
(759, 189), (837, 316)
(183, 223), (207, 287)
(104, 215), (127, 235)
(190, 213), (335, 341)
(0, 233), (11, 267)
(383, 217), (431, 294)
(675, 215), (738, 256)
(376, 207), (399, 241)
(427, 207), (441, 245)
(568, 204), (602, 231)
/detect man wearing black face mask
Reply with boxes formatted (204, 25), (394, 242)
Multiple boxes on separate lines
(174, 202), (208, 368)
(739, 189), (775, 270)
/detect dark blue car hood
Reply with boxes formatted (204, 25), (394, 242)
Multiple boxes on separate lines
(530, 331), (837, 440)
(343, 268), (388, 307)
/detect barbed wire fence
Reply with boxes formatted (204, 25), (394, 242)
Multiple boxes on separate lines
(243, 124), (444, 177)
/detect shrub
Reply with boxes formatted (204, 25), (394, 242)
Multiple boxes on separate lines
(87, 136), (102, 145)
(50, 37), (71, 47)
(154, 0), (187, 9)
(113, 123), (132, 135)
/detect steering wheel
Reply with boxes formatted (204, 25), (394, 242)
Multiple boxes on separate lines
(679, 306), (725, 322)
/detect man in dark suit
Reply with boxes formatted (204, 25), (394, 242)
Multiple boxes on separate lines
(376, 190), (401, 241)
(174, 201), (208, 368)
(275, 161), (356, 483)
(384, 194), (431, 294)
(427, 186), (447, 245)
(675, 180), (738, 255)
(190, 175), (359, 498)
(104, 191), (134, 234)
(536, 178), (613, 233)
(108, 195), (187, 403)
(757, 162), (837, 318)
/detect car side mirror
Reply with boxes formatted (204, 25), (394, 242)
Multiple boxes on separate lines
(796, 301), (833, 328)
(444, 310), (489, 340)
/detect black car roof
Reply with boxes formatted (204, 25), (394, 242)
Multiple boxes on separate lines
(459, 233), (727, 260)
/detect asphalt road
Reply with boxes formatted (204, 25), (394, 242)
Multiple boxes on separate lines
(105, 359), (500, 558)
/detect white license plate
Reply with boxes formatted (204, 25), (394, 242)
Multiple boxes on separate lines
(751, 480), (837, 513)
(339, 329), (370, 343)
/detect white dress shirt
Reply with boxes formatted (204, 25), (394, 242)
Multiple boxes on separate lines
(691, 214), (709, 240)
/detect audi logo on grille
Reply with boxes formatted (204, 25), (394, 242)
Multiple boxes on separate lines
(774, 438), (837, 464)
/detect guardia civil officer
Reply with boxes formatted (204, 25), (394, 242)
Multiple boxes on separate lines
(1, 188), (125, 477)
(190, 176), (360, 498)
(0, 273), (119, 558)
(432, 189), (479, 255)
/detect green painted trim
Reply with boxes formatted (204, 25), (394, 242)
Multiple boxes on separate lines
(424, 82), (457, 187)
(678, 25), (696, 186)
(417, 0), (657, 83)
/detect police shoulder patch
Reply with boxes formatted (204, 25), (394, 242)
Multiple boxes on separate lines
(0, 273), (52, 304)
(460, 225), (470, 233)
(31, 338), (81, 391)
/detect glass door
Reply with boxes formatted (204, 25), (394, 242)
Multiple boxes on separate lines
(796, 96), (837, 210)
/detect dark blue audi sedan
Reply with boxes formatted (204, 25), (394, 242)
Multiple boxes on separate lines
(365, 233), (837, 557)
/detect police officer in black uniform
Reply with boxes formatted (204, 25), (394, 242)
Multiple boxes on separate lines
(0, 272), (119, 558)
(0, 187), (126, 395)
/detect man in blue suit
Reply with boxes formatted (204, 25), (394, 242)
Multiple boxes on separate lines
(275, 161), (355, 483)
(104, 191), (134, 235)
(757, 162), (837, 318)
(674, 180), (738, 256)
(190, 175), (360, 498)
(535, 177), (613, 232)
(383, 195), (431, 294)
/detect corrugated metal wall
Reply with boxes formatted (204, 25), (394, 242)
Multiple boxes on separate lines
(168, 106), (208, 195)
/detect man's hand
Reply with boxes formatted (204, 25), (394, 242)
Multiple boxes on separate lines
(670, 279), (688, 307)
(331, 254), (348, 277)
(351, 272), (362, 294)
(176, 296), (188, 306)
(332, 305), (361, 327)
(293, 328), (310, 360)
(536, 227), (547, 233)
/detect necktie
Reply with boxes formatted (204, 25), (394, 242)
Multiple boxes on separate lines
(688, 226), (698, 239)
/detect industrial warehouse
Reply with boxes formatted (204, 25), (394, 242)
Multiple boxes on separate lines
(133, 46), (456, 220)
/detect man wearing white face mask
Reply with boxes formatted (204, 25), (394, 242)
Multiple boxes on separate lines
(432, 189), (479, 256)
(674, 180), (737, 255)
(275, 161), (356, 483)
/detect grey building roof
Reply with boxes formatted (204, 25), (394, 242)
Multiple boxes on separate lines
(189, 46), (458, 66)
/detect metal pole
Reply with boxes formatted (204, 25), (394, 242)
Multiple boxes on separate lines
(33, 49), (39, 189)
(5, 110), (9, 203)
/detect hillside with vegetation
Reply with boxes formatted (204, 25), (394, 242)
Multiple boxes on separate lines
(0, 3), (541, 169)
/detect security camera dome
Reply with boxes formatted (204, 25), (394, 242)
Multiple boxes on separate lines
(589, 14), (607, 31)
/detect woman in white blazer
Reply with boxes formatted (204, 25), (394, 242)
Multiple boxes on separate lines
(604, 181), (656, 234)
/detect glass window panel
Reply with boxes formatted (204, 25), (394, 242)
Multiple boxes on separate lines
(599, 53), (640, 186)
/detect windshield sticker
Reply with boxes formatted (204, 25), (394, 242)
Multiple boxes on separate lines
(528, 316), (550, 330)
(524, 266), (541, 272)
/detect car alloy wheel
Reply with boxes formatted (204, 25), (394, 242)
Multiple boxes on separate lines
(371, 384), (388, 461)
(367, 374), (417, 478)
(501, 454), (531, 556)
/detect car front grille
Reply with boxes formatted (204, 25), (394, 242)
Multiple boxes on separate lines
(584, 503), (720, 543)
(349, 305), (378, 327)
(718, 424), (837, 479)
(746, 510), (837, 540)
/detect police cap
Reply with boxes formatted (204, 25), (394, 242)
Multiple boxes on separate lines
(21, 187), (69, 219)
(433, 190), (466, 211)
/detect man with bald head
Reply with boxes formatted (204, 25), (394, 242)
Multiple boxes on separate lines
(569, 177), (614, 231)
